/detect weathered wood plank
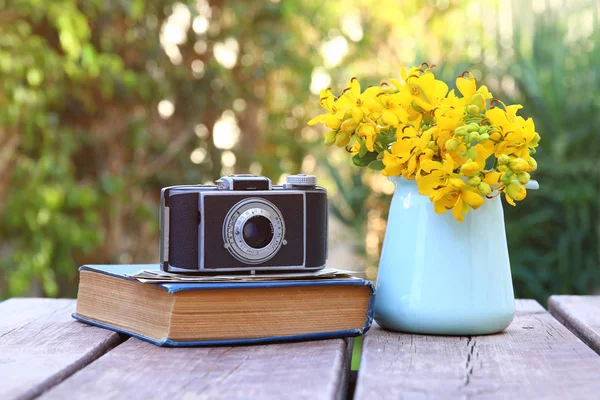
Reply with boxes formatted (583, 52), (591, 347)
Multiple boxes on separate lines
(0, 298), (123, 400)
(355, 300), (600, 399)
(41, 337), (350, 400)
(549, 295), (600, 355)
(514, 298), (546, 313)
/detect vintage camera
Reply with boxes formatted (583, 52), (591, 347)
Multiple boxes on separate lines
(159, 174), (328, 273)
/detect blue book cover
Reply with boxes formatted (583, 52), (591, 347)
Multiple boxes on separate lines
(73, 264), (375, 347)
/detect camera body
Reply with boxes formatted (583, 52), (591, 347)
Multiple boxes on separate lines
(159, 174), (328, 273)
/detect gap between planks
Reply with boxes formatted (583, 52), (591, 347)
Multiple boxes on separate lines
(549, 295), (600, 356)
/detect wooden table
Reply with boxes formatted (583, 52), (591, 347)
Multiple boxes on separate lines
(1, 297), (599, 399)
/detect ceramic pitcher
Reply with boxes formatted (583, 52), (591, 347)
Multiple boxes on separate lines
(374, 177), (517, 335)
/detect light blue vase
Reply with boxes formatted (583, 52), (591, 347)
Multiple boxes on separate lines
(374, 177), (515, 335)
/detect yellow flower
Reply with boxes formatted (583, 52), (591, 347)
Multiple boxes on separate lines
(433, 178), (485, 222)
(376, 93), (410, 127)
(386, 126), (436, 179)
(311, 64), (540, 222)
(340, 77), (382, 123)
(485, 104), (538, 159)
(381, 138), (412, 177)
(485, 107), (511, 129)
(483, 171), (501, 186)
(434, 101), (463, 132)
(504, 117), (538, 160)
(417, 153), (455, 198)
(382, 150), (404, 176)
(357, 123), (378, 152)
(455, 72), (493, 107)
(399, 65), (423, 82)
(459, 160), (480, 177)
(404, 70), (449, 112)
(308, 89), (342, 128)
(470, 143), (495, 169)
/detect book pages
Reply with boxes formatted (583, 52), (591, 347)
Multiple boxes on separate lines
(126, 268), (361, 284)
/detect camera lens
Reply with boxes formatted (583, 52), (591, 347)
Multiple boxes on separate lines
(242, 216), (274, 249)
(223, 198), (285, 264)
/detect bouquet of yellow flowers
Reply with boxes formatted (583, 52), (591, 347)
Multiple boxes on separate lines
(308, 63), (540, 222)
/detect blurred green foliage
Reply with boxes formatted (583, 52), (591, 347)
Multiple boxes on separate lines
(0, 0), (598, 303)
(500, 3), (600, 301)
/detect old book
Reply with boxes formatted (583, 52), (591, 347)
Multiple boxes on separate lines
(73, 265), (374, 346)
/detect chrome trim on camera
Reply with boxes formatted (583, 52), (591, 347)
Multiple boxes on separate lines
(199, 193), (205, 271)
(216, 175), (272, 191)
(165, 264), (325, 273)
(161, 206), (170, 262)
(222, 198), (286, 264)
(303, 193), (307, 267)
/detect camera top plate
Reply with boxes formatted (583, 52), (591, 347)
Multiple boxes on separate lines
(216, 175), (272, 191)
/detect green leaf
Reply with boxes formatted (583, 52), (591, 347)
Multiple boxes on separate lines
(367, 160), (385, 171)
(358, 141), (367, 157)
(352, 151), (377, 167)
(377, 128), (397, 147)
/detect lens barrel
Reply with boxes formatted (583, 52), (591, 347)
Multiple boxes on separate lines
(222, 198), (285, 264)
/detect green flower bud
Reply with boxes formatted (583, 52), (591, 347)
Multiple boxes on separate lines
(517, 172), (530, 184)
(335, 131), (351, 147)
(324, 130), (337, 146)
(478, 133), (490, 143)
(340, 118), (358, 134)
(500, 173), (513, 185)
(528, 158), (538, 171)
(506, 182), (526, 201)
(445, 138), (459, 152)
(427, 141), (438, 151)
(498, 154), (511, 165)
(467, 104), (480, 116)
(478, 182), (492, 196)
(467, 123), (479, 133)
(468, 176), (482, 186)
(469, 93), (486, 109)
(478, 127), (488, 134)
(509, 158), (528, 173)
(504, 168), (514, 177)
(466, 146), (477, 160)
(454, 126), (468, 137)
(468, 132), (479, 142)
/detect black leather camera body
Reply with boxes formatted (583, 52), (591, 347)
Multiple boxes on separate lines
(159, 174), (328, 273)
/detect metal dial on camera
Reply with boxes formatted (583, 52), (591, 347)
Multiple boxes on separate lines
(286, 174), (317, 188)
